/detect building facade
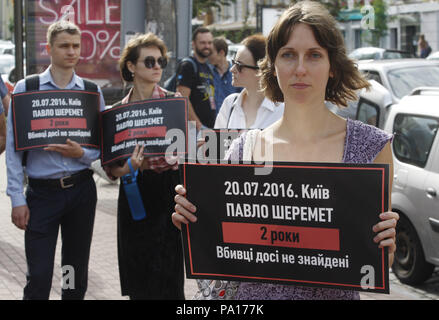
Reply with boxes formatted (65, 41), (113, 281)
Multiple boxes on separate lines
(205, 0), (439, 56)
(336, 0), (439, 54)
(207, 0), (292, 31)
(0, 0), (13, 40)
(387, 0), (439, 54)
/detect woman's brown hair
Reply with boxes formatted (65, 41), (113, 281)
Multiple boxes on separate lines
(241, 34), (266, 66)
(119, 33), (168, 82)
(260, 0), (369, 107)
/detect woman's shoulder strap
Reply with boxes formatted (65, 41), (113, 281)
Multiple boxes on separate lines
(164, 91), (176, 98)
(111, 100), (123, 108)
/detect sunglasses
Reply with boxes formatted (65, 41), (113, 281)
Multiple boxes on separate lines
(232, 59), (259, 72)
(143, 56), (168, 69)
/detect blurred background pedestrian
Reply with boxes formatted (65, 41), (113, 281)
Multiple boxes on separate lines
(418, 34), (432, 58)
(208, 36), (241, 114)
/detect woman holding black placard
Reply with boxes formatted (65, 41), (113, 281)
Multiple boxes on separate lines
(198, 34), (284, 300)
(172, 1), (398, 300)
(106, 33), (184, 300)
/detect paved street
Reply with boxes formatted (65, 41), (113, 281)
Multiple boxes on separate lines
(0, 152), (437, 300)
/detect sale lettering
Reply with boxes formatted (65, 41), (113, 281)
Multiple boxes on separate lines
(37, 0), (121, 61)
(26, 0), (121, 82)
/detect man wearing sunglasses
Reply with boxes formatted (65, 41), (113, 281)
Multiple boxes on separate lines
(176, 27), (216, 129)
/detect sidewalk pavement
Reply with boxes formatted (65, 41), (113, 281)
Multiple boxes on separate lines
(0, 152), (437, 300)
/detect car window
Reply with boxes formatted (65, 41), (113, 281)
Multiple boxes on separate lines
(393, 114), (439, 168)
(387, 66), (439, 99)
(359, 52), (379, 60)
(382, 51), (413, 59)
(400, 52), (414, 58)
(383, 51), (400, 59)
(356, 98), (379, 127)
(362, 70), (382, 85)
(3, 48), (14, 55)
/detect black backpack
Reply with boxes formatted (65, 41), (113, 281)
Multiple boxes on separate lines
(24, 74), (98, 93)
(21, 74), (98, 167)
(163, 57), (198, 92)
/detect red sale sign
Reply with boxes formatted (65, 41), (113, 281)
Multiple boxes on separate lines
(25, 0), (122, 99)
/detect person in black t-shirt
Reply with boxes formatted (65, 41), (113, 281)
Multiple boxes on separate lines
(176, 27), (216, 129)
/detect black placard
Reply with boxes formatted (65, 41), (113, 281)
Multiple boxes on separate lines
(100, 97), (188, 165)
(181, 161), (390, 294)
(12, 90), (100, 151)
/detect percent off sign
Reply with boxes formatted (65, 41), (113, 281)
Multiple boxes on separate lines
(81, 30), (120, 60)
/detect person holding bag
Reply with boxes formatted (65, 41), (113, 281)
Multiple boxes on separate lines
(106, 33), (184, 300)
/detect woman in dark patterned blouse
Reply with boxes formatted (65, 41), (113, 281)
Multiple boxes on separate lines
(172, 1), (399, 300)
(107, 33), (184, 300)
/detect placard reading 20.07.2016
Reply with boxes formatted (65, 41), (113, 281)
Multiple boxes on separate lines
(181, 161), (390, 294)
(100, 97), (188, 165)
(12, 90), (100, 151)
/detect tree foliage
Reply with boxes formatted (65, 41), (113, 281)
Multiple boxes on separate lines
(363, 0), (389, 46)
(319, 0), (347, 19)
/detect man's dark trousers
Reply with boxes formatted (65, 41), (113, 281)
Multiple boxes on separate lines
(23, 172), (97, 300)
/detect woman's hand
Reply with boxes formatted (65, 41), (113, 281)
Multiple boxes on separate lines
(110, 144), (145, 177)
(141, 156), (179, 173)
(128, 143), (145, 171)
(171, 185), (197, 230)
(372, 211), (399, 265)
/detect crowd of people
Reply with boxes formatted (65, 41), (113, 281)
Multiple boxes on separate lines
(1, 1), (398, 300)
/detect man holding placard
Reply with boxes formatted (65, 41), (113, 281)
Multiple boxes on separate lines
(6, 20), (105, 300)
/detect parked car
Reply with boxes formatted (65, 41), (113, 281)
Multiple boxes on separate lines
(326, 79), (391, 125)
(382, 89), (439, 284)
(226, 44), (244, 60)
(349, 47), (415, 61)
(0, 54), (14, 79)
(0, 40), (14, 55)
(357, 59), (439, 103)
(354, 80), (393, 128)
(349, 83), (439, 284)
(426, 51), (439, 60)
(329, 59), (439, 127)
(4, 64), (27, 94)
